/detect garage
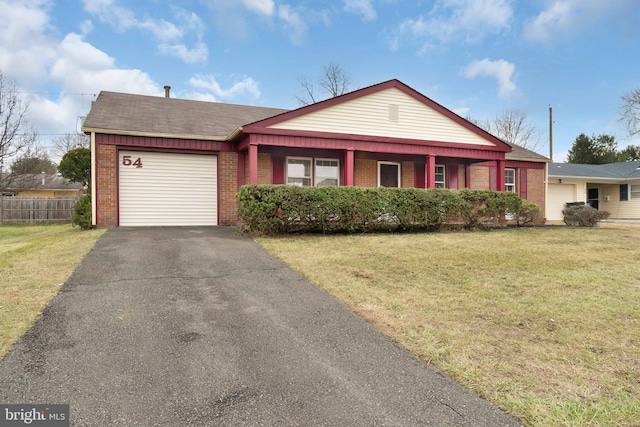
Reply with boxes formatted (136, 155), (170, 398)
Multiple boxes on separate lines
(119, 151), (217, 226)
(547, 183), (576, 221)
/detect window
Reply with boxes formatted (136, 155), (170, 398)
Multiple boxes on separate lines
(315, 159), (340, 186)
(286, 157), (312, 186)
(620, 184), (629, 201)
(631, 184), (640, 200)
(286, 157), (340, 187)
(505, 168), (516, 193)
(435, 165), (445, 188)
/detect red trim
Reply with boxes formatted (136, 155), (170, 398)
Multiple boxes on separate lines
(245, 79), (511, 151)
(426, 155), (436, 188)
(248, 144), (258, 184)
(448, 164), (459, 190)
(115, 145), (219, 156)
(241, 127), (510, 153)
(242, 133), (506, 160)
(116, 148), (120, 226)
(345, 149), (354, 186)
(272, 156), (285, 184)
(96, 133), (232, 151)
(496, 160), (505, 192)
(520, 168), (528, 199)
(505, 160), (545, 169)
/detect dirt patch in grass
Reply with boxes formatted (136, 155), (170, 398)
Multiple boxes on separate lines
(258, 226), (640, 427)
(0, 224), (105, 359)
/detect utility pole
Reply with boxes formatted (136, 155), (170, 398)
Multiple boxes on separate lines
(549, 106), (553, 162)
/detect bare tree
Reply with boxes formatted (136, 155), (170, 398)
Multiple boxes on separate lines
(296, 62), (352, 106)
(0, 72), (38, 189)
(621, 88), (640, 137)
(468, 107), (543, 153)
(50, 133), (89, 159)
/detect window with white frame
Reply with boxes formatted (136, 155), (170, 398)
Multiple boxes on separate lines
(505, 168), (516, 192)
(435, 165), (445, 188)
(315, 159), (340, 186)
(286, 157), (340, 187)
(631, 184), (640, 200)
(286, 157), (312, 186)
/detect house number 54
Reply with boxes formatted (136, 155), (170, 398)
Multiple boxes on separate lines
(122, 155), (143, 168)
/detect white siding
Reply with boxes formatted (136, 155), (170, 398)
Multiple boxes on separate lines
(600, 182), (640, 219)
(119, 151), (217, 226)
(269, 87), (495, 146)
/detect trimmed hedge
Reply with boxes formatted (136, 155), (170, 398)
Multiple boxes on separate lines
(237, 185), (540, 235)
(562, 205), (610, 227)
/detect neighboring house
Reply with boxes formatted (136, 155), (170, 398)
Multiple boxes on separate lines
(0, 174), (83, 197)
(82, 79), (549, 227)
(548, 161), (640, 221)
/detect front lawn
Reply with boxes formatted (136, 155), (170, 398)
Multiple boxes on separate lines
(0, 224), (105, 359)
(257, 225), (640, 427)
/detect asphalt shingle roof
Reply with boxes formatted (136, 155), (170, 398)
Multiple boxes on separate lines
(549, 161), (640, 179)
(82, 91), (289, 139)
(81, 90), (549, 164)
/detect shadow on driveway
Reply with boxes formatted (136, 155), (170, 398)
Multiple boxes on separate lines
(0, 227), (521, 426)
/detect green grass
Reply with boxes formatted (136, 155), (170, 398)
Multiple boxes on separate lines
(257, 225), (640, 427)
(0, 224), (105, 359)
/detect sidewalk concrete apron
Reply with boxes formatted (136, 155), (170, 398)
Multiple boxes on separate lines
(0, 227), (521, 426)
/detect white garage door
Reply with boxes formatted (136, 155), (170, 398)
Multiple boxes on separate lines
(547, 183), (576, 221)
(119, 151), (217, 226)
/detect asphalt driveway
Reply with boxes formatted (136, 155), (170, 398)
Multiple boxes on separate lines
(0, 227), (521, 426)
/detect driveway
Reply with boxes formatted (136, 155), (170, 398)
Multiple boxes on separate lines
(0, 227), (521, 426)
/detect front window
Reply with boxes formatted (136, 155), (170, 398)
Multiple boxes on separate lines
(631, 184), (640, 200)
(286, 157), (340, 186)
(315, 159), (340, 186)
(505, 168), (516, 192)
(435, 165), (445, 188)
(287, 157), (312, 186)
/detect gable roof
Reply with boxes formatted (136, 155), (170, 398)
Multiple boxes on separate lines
(549, 161), (640, 179)
(82, 91), (288, 140)
(505, 143), (549, 162)
(245, 79), (512, 152)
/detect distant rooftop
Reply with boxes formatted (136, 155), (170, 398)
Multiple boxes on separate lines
(549, 161), (640, 179)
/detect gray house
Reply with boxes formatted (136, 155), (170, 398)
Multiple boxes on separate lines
(547, 161), (640, 220)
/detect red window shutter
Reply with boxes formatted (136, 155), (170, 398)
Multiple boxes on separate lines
(520, 169), (528, 199)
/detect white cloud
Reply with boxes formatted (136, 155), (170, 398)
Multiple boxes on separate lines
(390, 0), (512, 52)
(188, 74), (261, 102)
(241, 0), (274, 16)
(278, 5), (308, 45)
(524, 0), (638, 43)
(80, 0), (207, 62)
(344, 0), (377, 22)
(464, 58), (516, 98)
(0, 0), (57, 86)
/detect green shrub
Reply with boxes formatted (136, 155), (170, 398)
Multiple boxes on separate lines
(562, 205), (610, 227)
(72, 195), (93, 230)
(516, 200), (541, 227)
(237, 185), (539, 235)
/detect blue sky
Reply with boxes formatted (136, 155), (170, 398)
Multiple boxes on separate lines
(2, 0), (640, 161)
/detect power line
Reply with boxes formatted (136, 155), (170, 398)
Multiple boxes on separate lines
(14, 92), (97, 97)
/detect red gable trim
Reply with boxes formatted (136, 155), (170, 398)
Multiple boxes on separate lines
(239, 133), (506, 161)
(244, 79), (511, 152)
(238, 128), (508, 153)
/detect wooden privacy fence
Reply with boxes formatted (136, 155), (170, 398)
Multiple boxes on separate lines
(0, 197), (78, 224)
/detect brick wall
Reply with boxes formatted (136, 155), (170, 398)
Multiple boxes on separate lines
(470, 165), (490, 190)
(355, 158), (377, 187)
(218, 151), (237, 225)
(96, 144), (117, 227)
(401, 162), (414, 188)
(258, 153), (272, 184)
(527, 168), (545, 223)
(458, 165), (466, 189)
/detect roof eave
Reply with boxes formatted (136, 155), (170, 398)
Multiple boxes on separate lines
(81, 127), (228, 142)
(506, 156), (550, 163)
